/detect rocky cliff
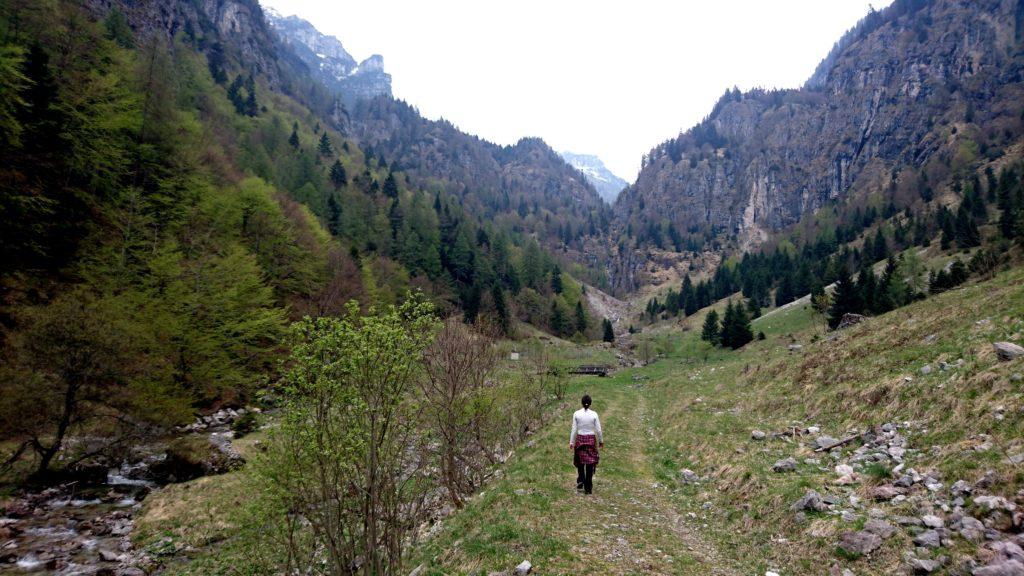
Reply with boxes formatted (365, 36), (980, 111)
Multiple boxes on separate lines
(612, 0), (1024, 292)
(266, 11), (392, 105)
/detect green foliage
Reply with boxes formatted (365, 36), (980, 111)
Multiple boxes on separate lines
(602, 318), (615, 343)
(700, 310), (720, 345)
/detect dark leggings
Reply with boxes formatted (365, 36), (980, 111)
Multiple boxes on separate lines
(576, 463), (596, 494)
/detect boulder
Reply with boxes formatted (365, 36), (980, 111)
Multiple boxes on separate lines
(838, 530), (882, 555)
(870, 485), (905, 501)
(909, 558), (944, 573)
(152, 435), (245, 483)
(994, 342), (1024, 362)
(815, 436), (840, 450)
(922, 515), (944, 528)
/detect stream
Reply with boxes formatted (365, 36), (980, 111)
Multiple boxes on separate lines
(1, 409), (247, 575)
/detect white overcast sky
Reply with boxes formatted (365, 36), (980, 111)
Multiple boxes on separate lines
(260, 0), (891, 182)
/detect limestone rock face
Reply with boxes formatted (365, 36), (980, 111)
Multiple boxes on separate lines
(611, 0), (1024, 292)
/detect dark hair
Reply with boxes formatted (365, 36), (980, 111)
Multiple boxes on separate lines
(581, 394), (592, 409)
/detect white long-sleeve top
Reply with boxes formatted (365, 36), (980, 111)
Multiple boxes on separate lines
(570, 408), (603, 445)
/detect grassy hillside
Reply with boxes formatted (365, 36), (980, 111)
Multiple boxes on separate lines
(401, 265), (1024, 575)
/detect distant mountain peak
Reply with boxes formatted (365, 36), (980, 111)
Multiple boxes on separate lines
(560, 151), (627, 203)
(266, 11), (391, 104)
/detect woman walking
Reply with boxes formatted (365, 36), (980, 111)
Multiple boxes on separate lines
(569, 394), (603, 494)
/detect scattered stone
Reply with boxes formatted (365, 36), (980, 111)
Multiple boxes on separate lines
(975, 496), (1017, 513)
(921, 364), (933, 375)
(839, 530), (883, 555)
(679, 469), (701, 484)
(871, 485), (905, 501)
(751, 430), (767, 441)
(835, 464), (854, 476)
(895, 516), (924, 526)
(952, 480), (973, 498)
(788, 344), (803, 351)
(513, 560), (532, 576)
(922, 515), (944, 528)
(994, 342), (1024, 362)
(815, 436), (841, 450)
(773, 458), (798, 473)
(864, 518), (896, 539)
(913, 530), (942, 548)
(959, 516), (986, 543)
(98, 549), (119, 562)
(971, 560), (1024, 576)
(909, 557), (944, 573)
(1011, 374), (1022, 383)
(792, 490), (828, 512)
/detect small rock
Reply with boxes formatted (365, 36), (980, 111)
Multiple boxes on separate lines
(994, 342), (1024, 362)
(971, 560), (1024, 576)
(679, 469), (701, 484)
(98, 549), (120, 562)
(871, 485), (905, 501)
(839, 530), (882, 555)
(959, 516), (986, 543)
(913, 530), (942, 548)
(864, 518), (896, 539)
(921, 364), (933, 375)
(909, 557), (944, 573)
(975, 496), (1017, 513)
(837, 313), (866, 329)
(815, 436), (840, 450)
(835, 464), (855, 476)
(773, 458), (798, 473)
(514, 560), (532, 576)
(751, 430), (767, 441)
(922, 515), (944, 528)
(792, 490), (828, 512)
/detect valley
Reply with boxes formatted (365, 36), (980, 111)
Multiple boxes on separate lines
(1, 0), (1023, 574)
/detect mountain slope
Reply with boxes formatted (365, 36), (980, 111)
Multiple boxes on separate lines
(560, 151), (628, 203)
(611, 0), (1024, 292)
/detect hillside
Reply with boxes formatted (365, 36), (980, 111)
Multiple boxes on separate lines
(609, 0), (1024, 293)
(560, 151), (628, 204)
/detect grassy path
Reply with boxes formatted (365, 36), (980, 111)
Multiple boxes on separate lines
(411, 374), (738, 575)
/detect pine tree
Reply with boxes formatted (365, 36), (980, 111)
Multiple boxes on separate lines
(871, 228), (888, 262)
(227, 75), (245, 114)
(330, 159), (348, 188)
(857, 262), (878, 314)
(700, 309), (720, 346)
(492, 285), (510, 335)
(574, 300), (587, 335)
(288, 122), (300, 149)
(954, 204), (981, 248)
(318, 133), (332, 157)
(746, 297), (760, 320)
(326, 194), (342, 236)
(550, 265), (564, 294)
(243, 75), (258, 116)
(828, 267), (861, 329)
(775, 270), (795, 307)
(602, 318), (615, 343)
(382, 172), (399, 198)
(720, 300), (753, 350)
(682, 275), (697, 316)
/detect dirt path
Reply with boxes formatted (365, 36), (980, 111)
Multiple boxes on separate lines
(561, 382), (737, 575)
(413, 375), (738, 575)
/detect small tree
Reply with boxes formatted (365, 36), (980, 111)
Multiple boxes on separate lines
(260, 297), (438, 575)
(828, 267), (861, 328)
(330, 159), (348, 188)
(288, 122), (300, 149)
(700, 310), (720, 345)
(317, 132), (332, 156)
(420, 319), (498, 508)
(602, 318), (615, 343)
(574, 300), (588, 335)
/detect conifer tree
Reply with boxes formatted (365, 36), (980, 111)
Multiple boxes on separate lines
(574, 300), (587, 335)
(382, 172), (399, 198)
(318, 133), (332, 156)
(828, 267), (861, 328)
(288, 122), (300, 149)
(602, 318), (615, 343)
(330, 159), (348, 188)
(700, 309), (720, 345)
(326, 194), (342, 236)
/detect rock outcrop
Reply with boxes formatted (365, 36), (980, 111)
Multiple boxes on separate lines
(611, 0), (1024, 292)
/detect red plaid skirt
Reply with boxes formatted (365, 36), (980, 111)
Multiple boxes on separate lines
(574, 434), (599, 466)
